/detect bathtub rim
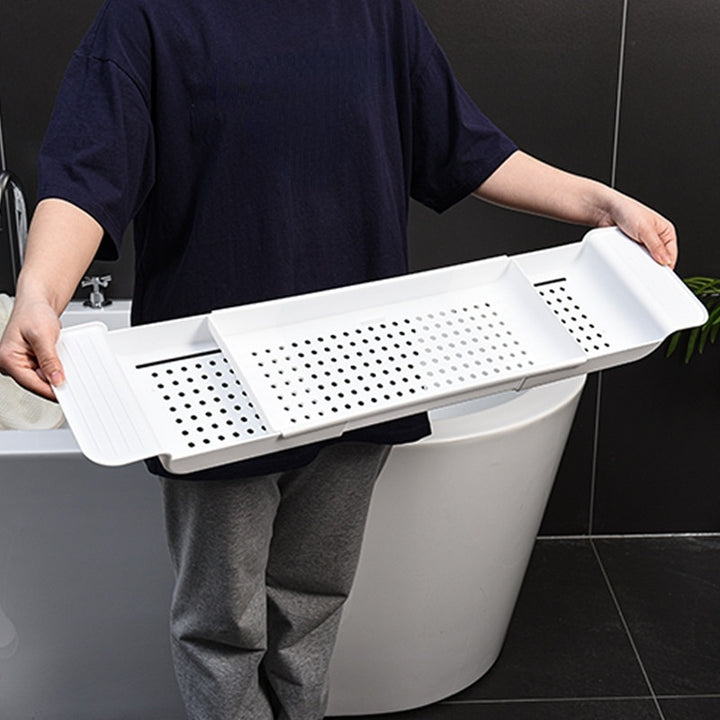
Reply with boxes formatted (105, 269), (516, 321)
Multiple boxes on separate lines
(424, 374), (587, 444)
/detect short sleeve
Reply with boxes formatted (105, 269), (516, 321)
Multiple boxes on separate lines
(38, 29), (155, 259)
(410, 44), (517, 213)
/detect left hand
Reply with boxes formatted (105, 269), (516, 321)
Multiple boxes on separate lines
(596, 193), (678, 269)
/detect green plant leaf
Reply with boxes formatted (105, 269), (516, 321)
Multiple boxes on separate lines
(666, 330), (681, 358)
(667, 276), (720, 363)
(685, 325), (700, 364)
(711, 322), (720, 344)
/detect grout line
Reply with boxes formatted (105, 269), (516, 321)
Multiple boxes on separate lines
(589, 371), (602, 535)
(442, 695), (655, 705)
(547, 533), (720, 540)
(441, 693), (720, 706)
(611, 0), (629, 189)
(591, 532), (720, 540)
(590, 538), (667, 720)
(588, 0), (629, 540)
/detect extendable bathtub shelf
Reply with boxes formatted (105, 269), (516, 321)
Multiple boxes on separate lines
(55, 228), (707, 473)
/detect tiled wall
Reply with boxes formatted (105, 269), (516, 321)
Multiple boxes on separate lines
(1, 1), (717, 533)
(410, 0), (720, 535)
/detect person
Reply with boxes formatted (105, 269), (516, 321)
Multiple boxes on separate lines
(0, 1), (677, 718)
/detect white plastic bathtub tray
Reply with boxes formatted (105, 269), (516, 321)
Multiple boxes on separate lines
(55, 228), (707, 474)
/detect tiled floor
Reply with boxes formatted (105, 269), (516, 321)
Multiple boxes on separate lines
(330, 536), (720, 720)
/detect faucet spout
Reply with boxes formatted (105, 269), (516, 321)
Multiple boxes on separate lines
(0, 104), (28, 295)
(0, 170), (27, 294)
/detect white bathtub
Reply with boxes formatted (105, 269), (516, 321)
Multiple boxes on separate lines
(327, 373), (586, 715)
(0, 300), (585, 718)
(0, 300), (186, 719)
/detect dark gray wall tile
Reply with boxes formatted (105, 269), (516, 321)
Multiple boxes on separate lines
(596, 348), (720, 534)
(616, 0), (720, 275)
(597, 0), (720, 533)
(410, 0), (625, 269)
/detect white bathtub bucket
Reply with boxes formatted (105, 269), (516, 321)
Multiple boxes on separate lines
(327, 374), (586, 715)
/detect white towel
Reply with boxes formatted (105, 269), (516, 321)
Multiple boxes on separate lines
(0, 294), (65, 430)
(0, 601), (19, 659)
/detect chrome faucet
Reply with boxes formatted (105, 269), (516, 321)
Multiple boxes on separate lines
(0, 103), (28, 294)
(82, 274), (113, 308)
(0, 171), (27, 295)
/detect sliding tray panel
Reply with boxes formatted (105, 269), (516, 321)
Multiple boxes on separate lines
(208, 255), (586, 441)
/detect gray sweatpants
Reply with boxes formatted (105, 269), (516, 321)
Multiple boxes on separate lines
(160, 442), (390, 720)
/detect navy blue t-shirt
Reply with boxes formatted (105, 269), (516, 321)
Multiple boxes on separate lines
(39, 0), (517, 479)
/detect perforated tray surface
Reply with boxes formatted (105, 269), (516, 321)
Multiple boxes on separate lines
(55, 228), (707, 473)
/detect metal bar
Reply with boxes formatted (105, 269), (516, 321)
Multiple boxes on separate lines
(0, 170), (23, 292)
(0, 100), (7, 173)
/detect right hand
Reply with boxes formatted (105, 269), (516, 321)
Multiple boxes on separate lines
(0, 298), (64, 401)
(0, 198), (105, 401)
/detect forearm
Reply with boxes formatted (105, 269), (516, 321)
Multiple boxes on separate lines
(474, 150), (677, 268)
(16, 198), (104, 314)
(473, 150), (616, 226)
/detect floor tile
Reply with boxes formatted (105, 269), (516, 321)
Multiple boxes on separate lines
(330, 698), (661, 719)
(595, 537), (720, 695)
(659, 696), (720, 720)
(449, 539), (648, 701)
